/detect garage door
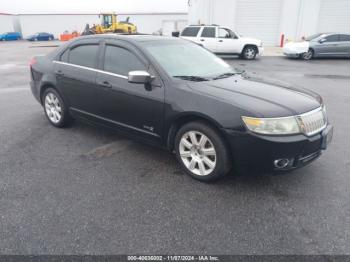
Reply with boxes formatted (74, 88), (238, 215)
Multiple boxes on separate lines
(235, 0), (282, 46)
(318, 0), (350, 33)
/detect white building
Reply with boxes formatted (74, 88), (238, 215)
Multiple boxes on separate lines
(0, 12), (188, 38)
(188, 0), (350, 46)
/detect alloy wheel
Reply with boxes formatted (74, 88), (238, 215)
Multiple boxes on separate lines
(302, 50), (313, 60)
(44, 92), (62, 124)
(179, 131), (217, 176)
(244, 47), (256, 59)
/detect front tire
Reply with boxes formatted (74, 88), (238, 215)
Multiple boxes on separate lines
(175, 122), (231, 182)
(242, 46), (257, 60)
(301, 49), (313, 60)
(42, 88), (71, 128)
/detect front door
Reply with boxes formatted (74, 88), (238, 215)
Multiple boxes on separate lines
(95, 42), (164, 142)
(313, 34), (341, 57)
(217, 28), (241, 54)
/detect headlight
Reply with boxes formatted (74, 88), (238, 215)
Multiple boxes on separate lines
(242, 116), (300, 135)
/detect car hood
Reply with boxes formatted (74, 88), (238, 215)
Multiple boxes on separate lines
(186, 74), (321, 118)
(283, 41), (309, 52)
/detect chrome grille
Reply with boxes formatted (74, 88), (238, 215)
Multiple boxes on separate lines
(298, 107), (327, 136)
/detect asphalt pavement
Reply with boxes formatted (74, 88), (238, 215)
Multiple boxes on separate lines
(0, 41), (350, 254)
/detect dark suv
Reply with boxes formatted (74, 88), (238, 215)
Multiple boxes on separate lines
(30, 35), (333, 181)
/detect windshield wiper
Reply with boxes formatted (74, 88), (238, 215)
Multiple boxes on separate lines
(213, 72), (241, 80)
(173, 75), (209, 82)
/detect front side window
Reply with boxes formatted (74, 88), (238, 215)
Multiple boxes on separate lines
(69, 44), (98, 68)
(201, 27), (216, 38)
(181, 27), (201, 37)
(325, 34), (339, 42)
(104, 45), (146, 76)
(218, 28), (237, 39)
(219, 28), (230, 38)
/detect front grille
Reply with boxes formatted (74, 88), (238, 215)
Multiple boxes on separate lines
(298, 107), (327, 136)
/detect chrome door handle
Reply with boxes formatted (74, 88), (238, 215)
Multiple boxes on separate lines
(55, 70), (64, 76)
(98, 81), (112, 89)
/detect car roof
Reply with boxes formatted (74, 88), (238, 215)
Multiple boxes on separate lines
(186, 25), (218, 27)
(72, 34), (183, 44)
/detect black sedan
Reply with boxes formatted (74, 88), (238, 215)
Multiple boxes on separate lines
(30, 35), (333, 181)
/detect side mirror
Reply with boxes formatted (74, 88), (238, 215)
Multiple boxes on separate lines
(128, 71), (154, 84)
(319, 38), (327, 43)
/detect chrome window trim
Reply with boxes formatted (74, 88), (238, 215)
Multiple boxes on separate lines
(53, 60), (128, 79)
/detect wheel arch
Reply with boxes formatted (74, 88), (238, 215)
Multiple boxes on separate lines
(309, 47), (315, 56)
(166, 112), (232, 157)
(241, 44), (259, 54)
(39, 82), (66, 105)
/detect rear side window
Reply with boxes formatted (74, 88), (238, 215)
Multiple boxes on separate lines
(339, 34), (350, 41)
(69, 44), (98, 68)
(325, 34), (339, 42)
(201, 27), (216, 38)
(181, 27), (200, 37)
(104, 45), (146, 76)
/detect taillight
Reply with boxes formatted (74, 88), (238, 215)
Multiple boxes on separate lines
(30, 57), (37, 67)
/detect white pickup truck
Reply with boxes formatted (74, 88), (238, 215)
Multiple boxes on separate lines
(180, 25), (263, 60)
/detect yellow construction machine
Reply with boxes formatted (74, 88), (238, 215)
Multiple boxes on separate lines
(83, 13), (137, 35)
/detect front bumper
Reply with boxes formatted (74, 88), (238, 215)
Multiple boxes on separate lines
(258, 46), (264, 56)
(224, 125), (333, 172)
(30, 80), (41, 103)
(283, 52), (300, 58)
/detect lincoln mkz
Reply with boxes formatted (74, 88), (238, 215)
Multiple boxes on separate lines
(30, 35), (333, 181)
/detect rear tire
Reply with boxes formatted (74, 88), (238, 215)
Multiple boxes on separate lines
(301, 49), (313, 60)
(242, 46), (257, 60)
(42, 88), (71, 128)
(175, 121), (231, 182)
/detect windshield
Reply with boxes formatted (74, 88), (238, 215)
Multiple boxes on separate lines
(144, 40), (236, 80)
(305, 33), (323, 41)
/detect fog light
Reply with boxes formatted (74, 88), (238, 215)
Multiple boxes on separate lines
(274, 158), (290, 169)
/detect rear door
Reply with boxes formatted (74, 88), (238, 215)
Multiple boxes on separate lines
(53, 39), (101, 117)
(338, 34), (350, 56)
(198, 27), (217, 52)
(313, 34), (341, 57)
(95, 41), (164, 141)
